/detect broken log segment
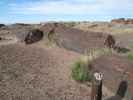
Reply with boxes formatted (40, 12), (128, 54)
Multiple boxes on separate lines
(40, 23), (116, 54)
(91, 72), (103, 100)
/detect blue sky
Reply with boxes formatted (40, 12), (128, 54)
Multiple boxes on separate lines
(0, 0), (133, 23)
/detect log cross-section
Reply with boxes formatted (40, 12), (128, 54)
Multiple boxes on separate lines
(91, 72), (103, 100)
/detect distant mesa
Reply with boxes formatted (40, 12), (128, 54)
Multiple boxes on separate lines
(0, 24), (5, 28)
(13, 23), (30, 26)
(111, 18), (133, 24)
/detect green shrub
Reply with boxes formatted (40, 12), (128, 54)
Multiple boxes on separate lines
(71, 59), (92, 82)
(127, 52), (133, 60)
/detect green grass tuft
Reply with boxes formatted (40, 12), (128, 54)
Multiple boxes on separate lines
(127, 52), (133, 60)
(71, 59), (92, 82)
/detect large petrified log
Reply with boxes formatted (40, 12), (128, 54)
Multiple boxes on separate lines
(40, 23), (115, 53)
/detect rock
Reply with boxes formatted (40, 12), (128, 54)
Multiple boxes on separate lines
(16, 29), (43, 44)
(104, 35), (115, 48)
(40, 23), (115, 53)
(24, 29), (44, 44)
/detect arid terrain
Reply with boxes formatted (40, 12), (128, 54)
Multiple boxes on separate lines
(0, 19), (133, 100)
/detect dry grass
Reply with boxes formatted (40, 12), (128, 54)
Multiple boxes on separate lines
(110, 28), (133, 35)
(85, 48), (112, 60)
(74, 22), (133, 35)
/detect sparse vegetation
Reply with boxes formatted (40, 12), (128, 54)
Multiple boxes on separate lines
(86, 48), (112, 61)
(127, 52), (133, 60)
(0, 21), (133, 99)
(129, 44), (133, 49)
(63, 22), (77, 27)
(72, 48), (112, 82)
(71, 48), (112, 82)
(71, 57), (92, 82)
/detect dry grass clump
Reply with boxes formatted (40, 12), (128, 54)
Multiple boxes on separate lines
(85, 48), (112, 60)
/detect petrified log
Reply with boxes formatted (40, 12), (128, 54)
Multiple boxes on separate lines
(91, 72), (103, 100)
(41, 23), (116, 53)
(104, 35), (115, 48)
(24, 29), (43, 44)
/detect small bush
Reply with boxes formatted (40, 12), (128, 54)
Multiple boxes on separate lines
(127, 52), (133, 60)
(71, 59), (92, 82)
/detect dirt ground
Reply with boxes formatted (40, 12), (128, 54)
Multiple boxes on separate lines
(0, 42), (93, 100)
(0, 22), (133, 100)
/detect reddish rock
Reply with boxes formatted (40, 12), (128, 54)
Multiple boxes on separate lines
(111, 18), (133, 24)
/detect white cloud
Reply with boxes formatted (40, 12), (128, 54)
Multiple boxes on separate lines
(9, 0), (133, 16)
